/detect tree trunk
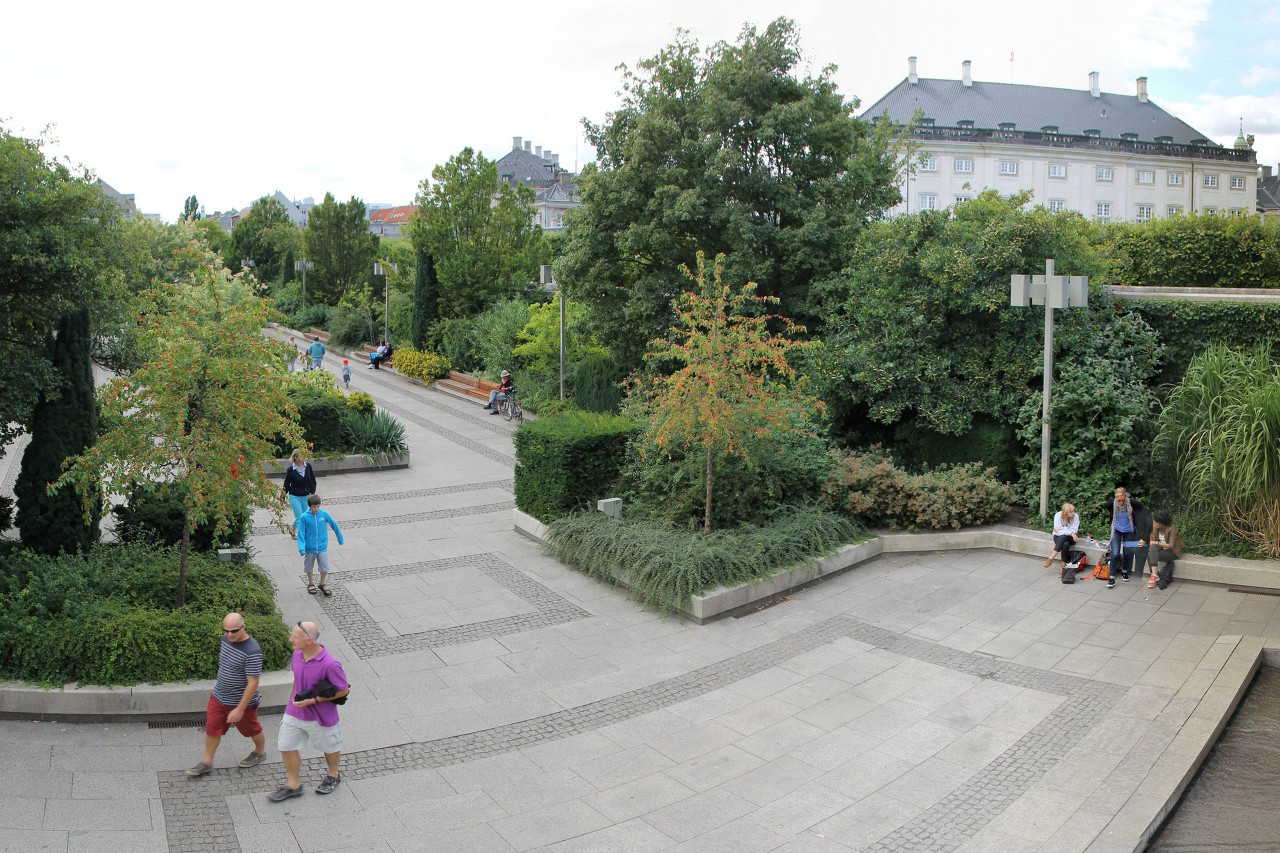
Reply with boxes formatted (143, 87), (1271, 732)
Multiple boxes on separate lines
(704, 444), (714, 533)
(176, 511), (190, 609)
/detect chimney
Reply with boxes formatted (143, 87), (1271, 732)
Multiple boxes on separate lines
(1089, 71), (1100, 98)
(535, 145), (542, 157)
(908, 56), (918, 85)
(513, 136), (522, 150)
(962, 60), (972, 87)
(524, 140), (532, 152)
(552, 153), (560, 167)
(1136, 76), (1148, 103)
(544, 150), (553, 163)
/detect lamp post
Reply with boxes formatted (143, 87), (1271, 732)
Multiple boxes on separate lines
(373, 262), (388, 342)
(295, 259), (314, 302)
(540, 264), (565, 399)
(1010, 259), (1089, 522)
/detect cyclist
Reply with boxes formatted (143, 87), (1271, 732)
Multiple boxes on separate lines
(483, 370), (515, 415)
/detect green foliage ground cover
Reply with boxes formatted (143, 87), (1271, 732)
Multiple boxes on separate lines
(0, 542), (290, 686)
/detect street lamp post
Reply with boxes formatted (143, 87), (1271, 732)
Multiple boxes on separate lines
(295, 259), (314, 302)
(540, 265), (565, 400)
(1010, 259), (1089, 522)
(374, 262), (388, 342)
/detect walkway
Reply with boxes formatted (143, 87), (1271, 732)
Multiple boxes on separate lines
(2, 348), (1278, 852)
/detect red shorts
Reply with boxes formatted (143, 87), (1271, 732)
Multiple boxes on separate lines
(205, 695), (263, 737)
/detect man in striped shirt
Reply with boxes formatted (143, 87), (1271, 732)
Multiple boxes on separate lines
(186, 613), (267, 776)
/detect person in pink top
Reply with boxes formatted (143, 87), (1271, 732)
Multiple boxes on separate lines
(268, 621), (350, 801)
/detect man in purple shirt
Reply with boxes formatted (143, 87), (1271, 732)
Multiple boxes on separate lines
(268, 621), (350, 801)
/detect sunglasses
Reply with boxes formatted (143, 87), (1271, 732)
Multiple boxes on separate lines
(223, 625), (244, 633)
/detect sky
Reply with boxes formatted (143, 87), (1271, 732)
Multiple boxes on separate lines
(3, 0), (1277, 221)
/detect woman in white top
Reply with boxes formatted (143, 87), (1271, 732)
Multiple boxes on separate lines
(1042, 502), (1080, 567)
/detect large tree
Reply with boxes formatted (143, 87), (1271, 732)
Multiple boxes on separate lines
(0, 126), (121, 455)
(411, 148), (547, 317)
(58, 245), (306, 607)
(182, 195), (201, 221)
(410, 246), (439, 350)
(14, 309), (100, 555)
(229, 196), (300, 283)
(303, 193), (379, 304)
(559, 18), (906, 369)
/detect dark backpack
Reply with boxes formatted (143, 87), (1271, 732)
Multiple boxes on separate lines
(1060, 550), (1088, 584)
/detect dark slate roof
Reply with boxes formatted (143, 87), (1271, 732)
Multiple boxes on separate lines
(536, 182), (580, 203)
(1260, 175), (1280, 211)
(862, 78), (1216, 145)
(496, 147), (556, 186)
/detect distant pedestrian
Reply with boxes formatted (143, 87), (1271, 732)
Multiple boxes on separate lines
(341, 359), (351, 390)
(367, 340), (389, 370)
(288, 337), (299, 373)
(308, 336), (326, 370)
(281, 450), (316, 539)
(268, 620), (350, 802)
(298, 494), (343, 597)
(185, 612), (266, 777)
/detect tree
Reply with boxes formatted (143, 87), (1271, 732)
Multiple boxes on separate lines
(303, 193), (379, 304)
(630, 251), (820, 531)
(559, 19), (907, 369)
(411, 148), (547, 316)
(0, 126), (121, 455)
(229, 196), (300, 283)
(14, 309), (100, 555)
(410, 246), (438, 350)
(182, 195), (202, 221)
(57, 243), (306, 607)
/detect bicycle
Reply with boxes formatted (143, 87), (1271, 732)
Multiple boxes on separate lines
(498, 396), (523, 423)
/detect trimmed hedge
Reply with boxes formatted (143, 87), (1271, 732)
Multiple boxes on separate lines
(1104, 214), (1280, 289)
(277, 387), (347, 456)
(513, 411), (639, 522)
(547, 506), (863, 612)
(113, 481), (249, 550)
(1124, 301), (1280, 383)
(0, 542), (290, 685)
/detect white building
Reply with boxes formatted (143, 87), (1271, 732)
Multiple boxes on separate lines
(495, 137), (581, 231)
(863, 59), (1259, 222)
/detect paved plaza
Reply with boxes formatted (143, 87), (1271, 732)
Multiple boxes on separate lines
(1, 351), (1277, 853)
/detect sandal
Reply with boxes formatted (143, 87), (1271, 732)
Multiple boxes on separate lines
(319, 584), (332, 597)
(307, 583), (319, 595)
(1147, 575), (1158, 588)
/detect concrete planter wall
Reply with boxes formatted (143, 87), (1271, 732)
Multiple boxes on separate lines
(264, 452), (410, 478)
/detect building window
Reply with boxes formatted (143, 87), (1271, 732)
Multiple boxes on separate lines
(1228, 208), (1247, 217)
(954, 195), (972, 203)
(1048, 164), (1067, 179)
(1048, 199), (1066, 212)
(1204, 174), (1218, 188)
(1136, 204), (1153, 223)
(1231, 176), (1246, 190)
(1168, 172), (1183, 187)
(1096, 167), (1114, 182)
(919, 194), (937, 211)
(1095, 202), (1112, 222)
(999, 161), (1018, 176)
(1204, 207), (1218, 215)
(954, 159), (973, 174)
(1167, 205), (1183, 217)
(1137, 170), (1154, 184)
(920, 157), (937, 172)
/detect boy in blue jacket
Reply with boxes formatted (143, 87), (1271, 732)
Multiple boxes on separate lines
(297, 495), (344, 596)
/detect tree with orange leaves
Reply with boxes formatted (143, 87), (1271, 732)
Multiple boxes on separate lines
(633, 251), (823, 531)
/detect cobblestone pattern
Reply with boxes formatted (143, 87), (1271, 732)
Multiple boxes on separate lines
(319, 480), (514, 506)
(358, 373), (513, 435)
(316, 554), (590, 657)
(375, 396), (516, 465)
(159, 612), (1124, 853)
(251, 501), (513, 537)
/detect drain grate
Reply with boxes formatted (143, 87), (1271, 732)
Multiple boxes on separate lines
(147, 719), (206, 729)
(1228, 587), (1280, 597)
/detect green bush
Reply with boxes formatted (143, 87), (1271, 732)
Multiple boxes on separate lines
(0, 541), (290, 685)
(0, 495), (12, 532)
(343, 410), (408, 456)
(392, 347), (452, 383)
(286, 303), (330, 332)
(113, 481), (248, 550)
(1125, 301), (1280, 384)
(327, 303), (374, 349)
(1104, 213), (1280, 289)
(891, 417), (1018, 482)
(824, 447), (1014, 530)
(514, 411), (638, 522)
(345, 391), (376, 417)
(572, 350), (624, 413)
(430, 317), (479, 372)
(547, 506), (864, 612)
(472, 298), (531, 378)
(281, 387), (348, 455)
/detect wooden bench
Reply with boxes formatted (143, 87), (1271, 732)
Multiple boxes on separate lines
(358, 343), (394, 369)
(308, 328), (331, 343)
(436, 370), (499, 403)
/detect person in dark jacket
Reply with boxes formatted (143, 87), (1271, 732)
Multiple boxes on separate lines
(1147, 511), (1184, 590)
(1103, 486), (1149, 589)
(281, 450), (317, 539)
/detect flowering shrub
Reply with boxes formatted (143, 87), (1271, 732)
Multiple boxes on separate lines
(824, 447), (1014, 530)
(393, 347), (452, 383)
(345, 391), (376, 416)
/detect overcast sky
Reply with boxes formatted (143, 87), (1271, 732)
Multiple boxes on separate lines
(3, 0), (1276, 221)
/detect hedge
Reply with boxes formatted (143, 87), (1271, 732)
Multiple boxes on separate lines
(113, 481), (249, 550)
(1123, 301), (1280, 383)
(0, 542), (290, 685)
(513, 411), (639, 522)
(1104, 214), (1280, 289)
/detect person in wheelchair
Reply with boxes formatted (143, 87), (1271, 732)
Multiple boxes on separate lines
(483, 370), (515, 415)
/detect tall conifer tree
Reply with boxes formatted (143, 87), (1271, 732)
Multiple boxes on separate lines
(410, 248), (439, 350)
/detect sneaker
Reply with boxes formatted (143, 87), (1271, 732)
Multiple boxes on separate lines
(490, 410), (501, 415)
(316, 774), (342, 795)
(185, 761), (213, 778)
(1106, 578), (1116, 589)
(238, 751), (267, 768)
(267, 785), (303, 802)
(1122, 571), (1130, 581)
(482, 404), (491, 409)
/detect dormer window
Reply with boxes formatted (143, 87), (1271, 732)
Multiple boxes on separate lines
(1121, 132), (1138, 141)
(1041, 125), (1059, 134)
(921, 117), (935, 127)
(1084, 129), (1101, 138)
(998, 122), (1016, 131)
(957, 119), (975, 129)
(1154, 136), (1173, 144)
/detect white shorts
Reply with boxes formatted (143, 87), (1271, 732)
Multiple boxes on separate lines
(303, 553), (333, 574)
(277, 714), (343, 754)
